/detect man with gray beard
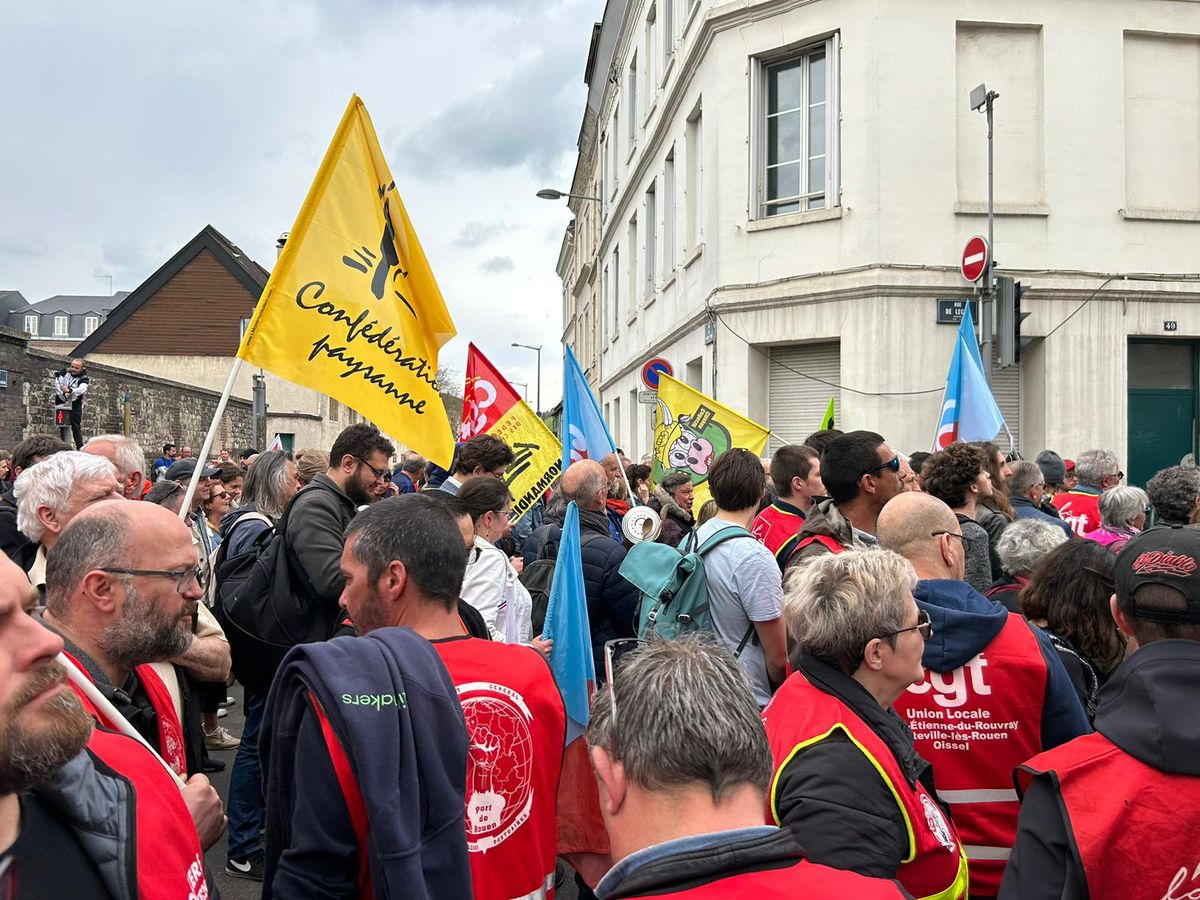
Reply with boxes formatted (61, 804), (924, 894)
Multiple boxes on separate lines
(38, 500), (210, 779)
(0, 551), (222, 898)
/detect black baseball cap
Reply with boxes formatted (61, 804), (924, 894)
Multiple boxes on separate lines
(1114, 525), (1200, 624)
(165, 459), (220, 482)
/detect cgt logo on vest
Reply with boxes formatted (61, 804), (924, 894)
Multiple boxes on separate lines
(907, 656), (991, 709)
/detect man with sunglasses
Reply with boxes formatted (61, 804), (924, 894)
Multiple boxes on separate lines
(878, 492), (1089, 900)
(786, 431), (904, 572)
(285, 423), (395, 634)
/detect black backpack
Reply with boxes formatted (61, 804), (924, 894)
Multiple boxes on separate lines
(519, 526), (604, 636)
(213, 498), (343, 694)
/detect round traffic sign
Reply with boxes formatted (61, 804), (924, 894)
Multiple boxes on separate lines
(641, 358), (673, 390)
(961, 236), (989, 283)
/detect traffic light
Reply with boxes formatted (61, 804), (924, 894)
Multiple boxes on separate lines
(995, 277), (1030, 368)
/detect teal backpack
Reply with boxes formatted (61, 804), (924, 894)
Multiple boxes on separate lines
(619, 526), (759, 649)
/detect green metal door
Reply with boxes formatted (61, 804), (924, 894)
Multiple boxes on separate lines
(1127, 341), (1198, 488)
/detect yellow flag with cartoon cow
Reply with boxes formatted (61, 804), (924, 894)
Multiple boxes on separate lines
(652, 373), (771, 508)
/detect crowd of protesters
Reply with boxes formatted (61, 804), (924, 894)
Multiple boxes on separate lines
(0, 418), (1197, 899)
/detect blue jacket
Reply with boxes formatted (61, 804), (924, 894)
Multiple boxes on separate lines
(914, 579), (1091, 750)
(1012, 496), (1074, 539)
(261, 628), (471, 899)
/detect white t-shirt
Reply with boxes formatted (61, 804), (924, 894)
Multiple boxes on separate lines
(461, 535), (534, 643)
(693, 518), (785, 706)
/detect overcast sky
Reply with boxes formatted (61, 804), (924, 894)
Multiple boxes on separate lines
(0, 0), (601, 406)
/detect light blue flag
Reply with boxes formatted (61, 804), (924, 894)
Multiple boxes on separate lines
(935, 303), (1005, 448)
(562, 344), (618, 473)
(540, 501), (595, 741)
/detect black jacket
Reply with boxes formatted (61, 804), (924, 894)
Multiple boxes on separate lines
(1001, 639), (1200, 900)
(0, 481), (34, 569)
(283, 474), (358, 611)
(523, 506), (639, 675)
(772, 654), (943, 880)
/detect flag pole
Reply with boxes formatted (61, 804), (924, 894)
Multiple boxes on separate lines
(178, 357), (244, 520)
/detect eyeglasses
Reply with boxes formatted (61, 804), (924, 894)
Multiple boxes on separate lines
(861, 456), (901, 478)
(356, 457), (390, 482)
(881, 608), (933, 641)
(98, 566), (206, 593)
(930, 529), (968, 545)
(604, 638), (648, 731)
(1114, 471), (1125, 481)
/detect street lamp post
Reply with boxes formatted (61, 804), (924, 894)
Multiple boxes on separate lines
(970, 83), (1000, 385)
(511, 343), (542, 414)
(536, 188), (602, 203)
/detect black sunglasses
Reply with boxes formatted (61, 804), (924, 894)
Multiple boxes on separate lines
(861, 456), (901, 478)
(881, 608), (933, 641)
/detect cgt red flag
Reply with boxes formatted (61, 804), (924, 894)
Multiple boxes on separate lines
(459, 343), (523, 441)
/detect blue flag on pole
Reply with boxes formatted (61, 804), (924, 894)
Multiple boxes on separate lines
(540, 501), (595, 742)
(562, 344), (617, 473)
(934, 303), (1006, 449)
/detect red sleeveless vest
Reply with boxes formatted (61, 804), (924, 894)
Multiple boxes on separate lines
(752, 503), (805, 567)
(435, 639), (566, 900)
(87, 727), (210, 900)
(63, 651), (187, 776)
(1019, 732), (1200, 900)
(642, 856), (908, 898)
(896, 613), (1047, 897)
(763, 672), (968, 900)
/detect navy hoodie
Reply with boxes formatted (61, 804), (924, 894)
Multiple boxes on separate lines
(260, 627), (471, 899)
(914, 579), (1091, 749)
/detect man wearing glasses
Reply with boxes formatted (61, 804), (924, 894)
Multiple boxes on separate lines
(1051, 449), (1123, 537)
(785, 431), (904, 572)
(35, 499), (229, 849)
(878, 492), (1090, 899)
(284, 423), (395, 635)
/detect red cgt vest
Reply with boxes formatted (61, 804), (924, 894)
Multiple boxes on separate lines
(1019, 732), (1200, 900)
(433, 639), (565, 900)
(752, 503), (806, 569)
(87, 726), (211, 900)
(896, 613), (1047, 897)
(763, 672), (968, 900)
(63, 651), (187, 776)
(644, 857), (910, 898)
(1052, 490), (1101, 537)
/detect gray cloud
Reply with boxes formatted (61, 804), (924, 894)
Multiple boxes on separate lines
(455, 221), (516, 248)
(479, 256), (516, 273)
(396, 42), (582, 178)
(0, 233), (48, 258)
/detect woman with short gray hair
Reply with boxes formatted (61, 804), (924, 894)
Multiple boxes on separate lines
(1082, 485), (1148, 553)
(985, 519), (1069, 612)
(764, 549), (967, 897)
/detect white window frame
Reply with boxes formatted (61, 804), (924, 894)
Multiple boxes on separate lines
(24, 315), (37, 336)
(627, 215), (638, 312)
(609, 113), (620, 202)
(685, 103), (703, 249)
(83, 315), (100, 336)
(663, 149), (677, 275)
(53, 315), (68, 337)
(750, 34), (840, 219)
(627, 53), (639, 153)
(644, 5), (657, 114)
(611, 246), (620, 340)
(661, 0), (675, 73)
(644, 182), (657, 299)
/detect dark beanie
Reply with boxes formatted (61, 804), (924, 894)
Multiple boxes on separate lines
(1036, 450), (1066, 484)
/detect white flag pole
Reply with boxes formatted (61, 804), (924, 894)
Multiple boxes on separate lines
(59, 652), (187, 788)
(178, 357), (244, 520)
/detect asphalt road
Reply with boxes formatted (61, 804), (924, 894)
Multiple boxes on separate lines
(204, 684), (583, 899)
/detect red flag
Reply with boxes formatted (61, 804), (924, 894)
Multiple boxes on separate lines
(458, 343), (523, 441)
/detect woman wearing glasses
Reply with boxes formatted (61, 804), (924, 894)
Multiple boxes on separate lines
(763, 549), (969, 900)
(459, 476), (551, 655)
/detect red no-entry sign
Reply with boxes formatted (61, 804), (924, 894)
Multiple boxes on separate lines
(961, 236), (989, 283)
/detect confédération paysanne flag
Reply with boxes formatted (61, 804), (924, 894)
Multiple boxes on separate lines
(460, 343), (561, 524)
(237, 94), (457, 468)
(652, 373), (771, 508)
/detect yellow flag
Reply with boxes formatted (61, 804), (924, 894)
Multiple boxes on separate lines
(652, 373), (770, 508)
(238, 95), (457, 467)
(488, 400), (562, 524)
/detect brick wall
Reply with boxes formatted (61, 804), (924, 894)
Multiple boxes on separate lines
(0, 326), (252, 462)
